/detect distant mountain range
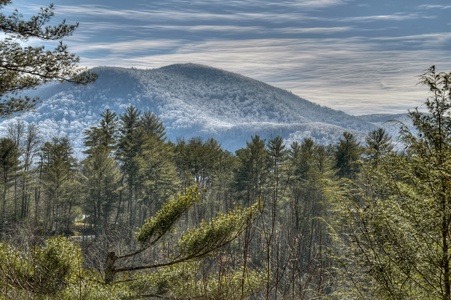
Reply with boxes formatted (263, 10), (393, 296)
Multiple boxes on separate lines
(0, 63), (408, 156)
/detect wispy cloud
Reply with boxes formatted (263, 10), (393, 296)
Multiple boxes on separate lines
(289, 0), (350, 9)
(6, 0), (449, 115)
(338, 13), (426, 23)
(57, 5), (312, 24)
(72, 35), (451, 115)
(418, 4), (451, 10)
(71, 39), (185, 55)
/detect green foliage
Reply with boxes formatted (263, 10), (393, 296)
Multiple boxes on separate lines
(234, 135), (270, 205)
(0, 1), (97, 115)
(334, 67), (451, 300)
(0, 106), (346, 298)
(0, 237), (79, 296)
(39, 137), (78, 233)
(84, 109), (118, 154)
(335, 131), (363, 179)
(174, 137), (227, 189)
(131, 261), (264, 299)
(178, 203), (259, 257)
(0, 137), (20, 231)
(365, 128), (393, 163)
(136, 186), (200, 244)
(81, 146), (121, 236)
(0, 237), (128, 299)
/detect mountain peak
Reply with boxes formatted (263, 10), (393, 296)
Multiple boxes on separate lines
(2, 64), (378, 155)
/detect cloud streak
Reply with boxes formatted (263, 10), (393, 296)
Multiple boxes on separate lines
(72, 35), (451, 114)
(8, 0), (450, 115)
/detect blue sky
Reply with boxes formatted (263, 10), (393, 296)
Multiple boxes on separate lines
(9, 0), (451, 115)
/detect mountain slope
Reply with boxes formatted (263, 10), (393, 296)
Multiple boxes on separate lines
(1, 63), (380, 155)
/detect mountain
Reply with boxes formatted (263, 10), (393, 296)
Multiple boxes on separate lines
(1, 63), (389, 156)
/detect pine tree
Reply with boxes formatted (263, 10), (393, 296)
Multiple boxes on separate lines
(285, 138), (336, 298)
(116, 105), (141, 229)
(39, 137), (77, 234)
(336, 66), (451, 299)
(83, 109), (120, 237)
(235, 135), (270, 206)
(134, 112), (179, 224)
(103, 187), (262, 299)
(0, 138), (20, 234)
(365, 128), (393, 163)
(0, 1), (96, 115)
(335, 131), (362, 179)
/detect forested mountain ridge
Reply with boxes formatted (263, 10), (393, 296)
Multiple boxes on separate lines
(1, 63), (385, 154)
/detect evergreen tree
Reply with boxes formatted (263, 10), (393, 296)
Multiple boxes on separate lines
(235, 135), (270, 205)
(134, 112), (179, 224)
(365, 128), (393, 163)
(103, 187), (262, 299)
(335, 131), (362, 179)
(0, 138), (20, 234)
(0, 1), (96, 115)
(285, 138), (336, 298)
(84, 109), (118, 155)
(39, 137), (77, 234)
(83, 109), (120, 237)
(336, 66), (451, 299)
(262, 136), (288, 299)
(82, 147), (120, 237)
(116, 105), (141, 229)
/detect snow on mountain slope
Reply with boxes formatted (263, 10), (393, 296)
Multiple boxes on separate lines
(0, 63), (380, 155)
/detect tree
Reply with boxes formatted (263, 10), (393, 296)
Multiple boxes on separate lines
(134, 112), (179, 225)
(335, 131), (362, 179)
(116, 106), (141, 229)
(262, 136), (288, 299)
(0, 0), (96, 116)
(336, 66), (451, 299)
(82, 147), (120, 238)
(84, 109), (118, 155)
(285, 139), (336, 299)
(39, 137), (78, 234)
(0, 237), (125, 299)
(0, 138), (20, 234)
(365, 128), (393, 163)
(235, 135), (270, 205)
(6, 121), (40, 221)
(103, 186), (262, 299)
(82, 110), (120, 236)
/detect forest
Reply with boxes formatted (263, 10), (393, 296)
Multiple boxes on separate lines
(2, 2), (451, 299)
(0, 67), (449, 299)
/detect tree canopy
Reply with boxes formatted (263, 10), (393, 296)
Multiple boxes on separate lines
(335, 66), (451, 299)
(0, 0), (96, 116)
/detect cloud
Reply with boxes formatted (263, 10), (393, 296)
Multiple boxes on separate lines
(337, 13), (426, 23)
(94, 24), (354, 35)
(8, 0), (449, 116)
(70, 39), (185, 55)
(418, 4), (451, 10)
(72, 35), (451, 115)
(56, 4), (312, 24)
(289, 0), (350, 9)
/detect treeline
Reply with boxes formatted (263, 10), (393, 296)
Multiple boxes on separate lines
(0, 103), (379, 299)
(0, 67), (451, 299)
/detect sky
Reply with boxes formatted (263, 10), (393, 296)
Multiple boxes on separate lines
(6, 0), (451, 115)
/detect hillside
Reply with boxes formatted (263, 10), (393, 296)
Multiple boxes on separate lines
(0, 63), (382, 155)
